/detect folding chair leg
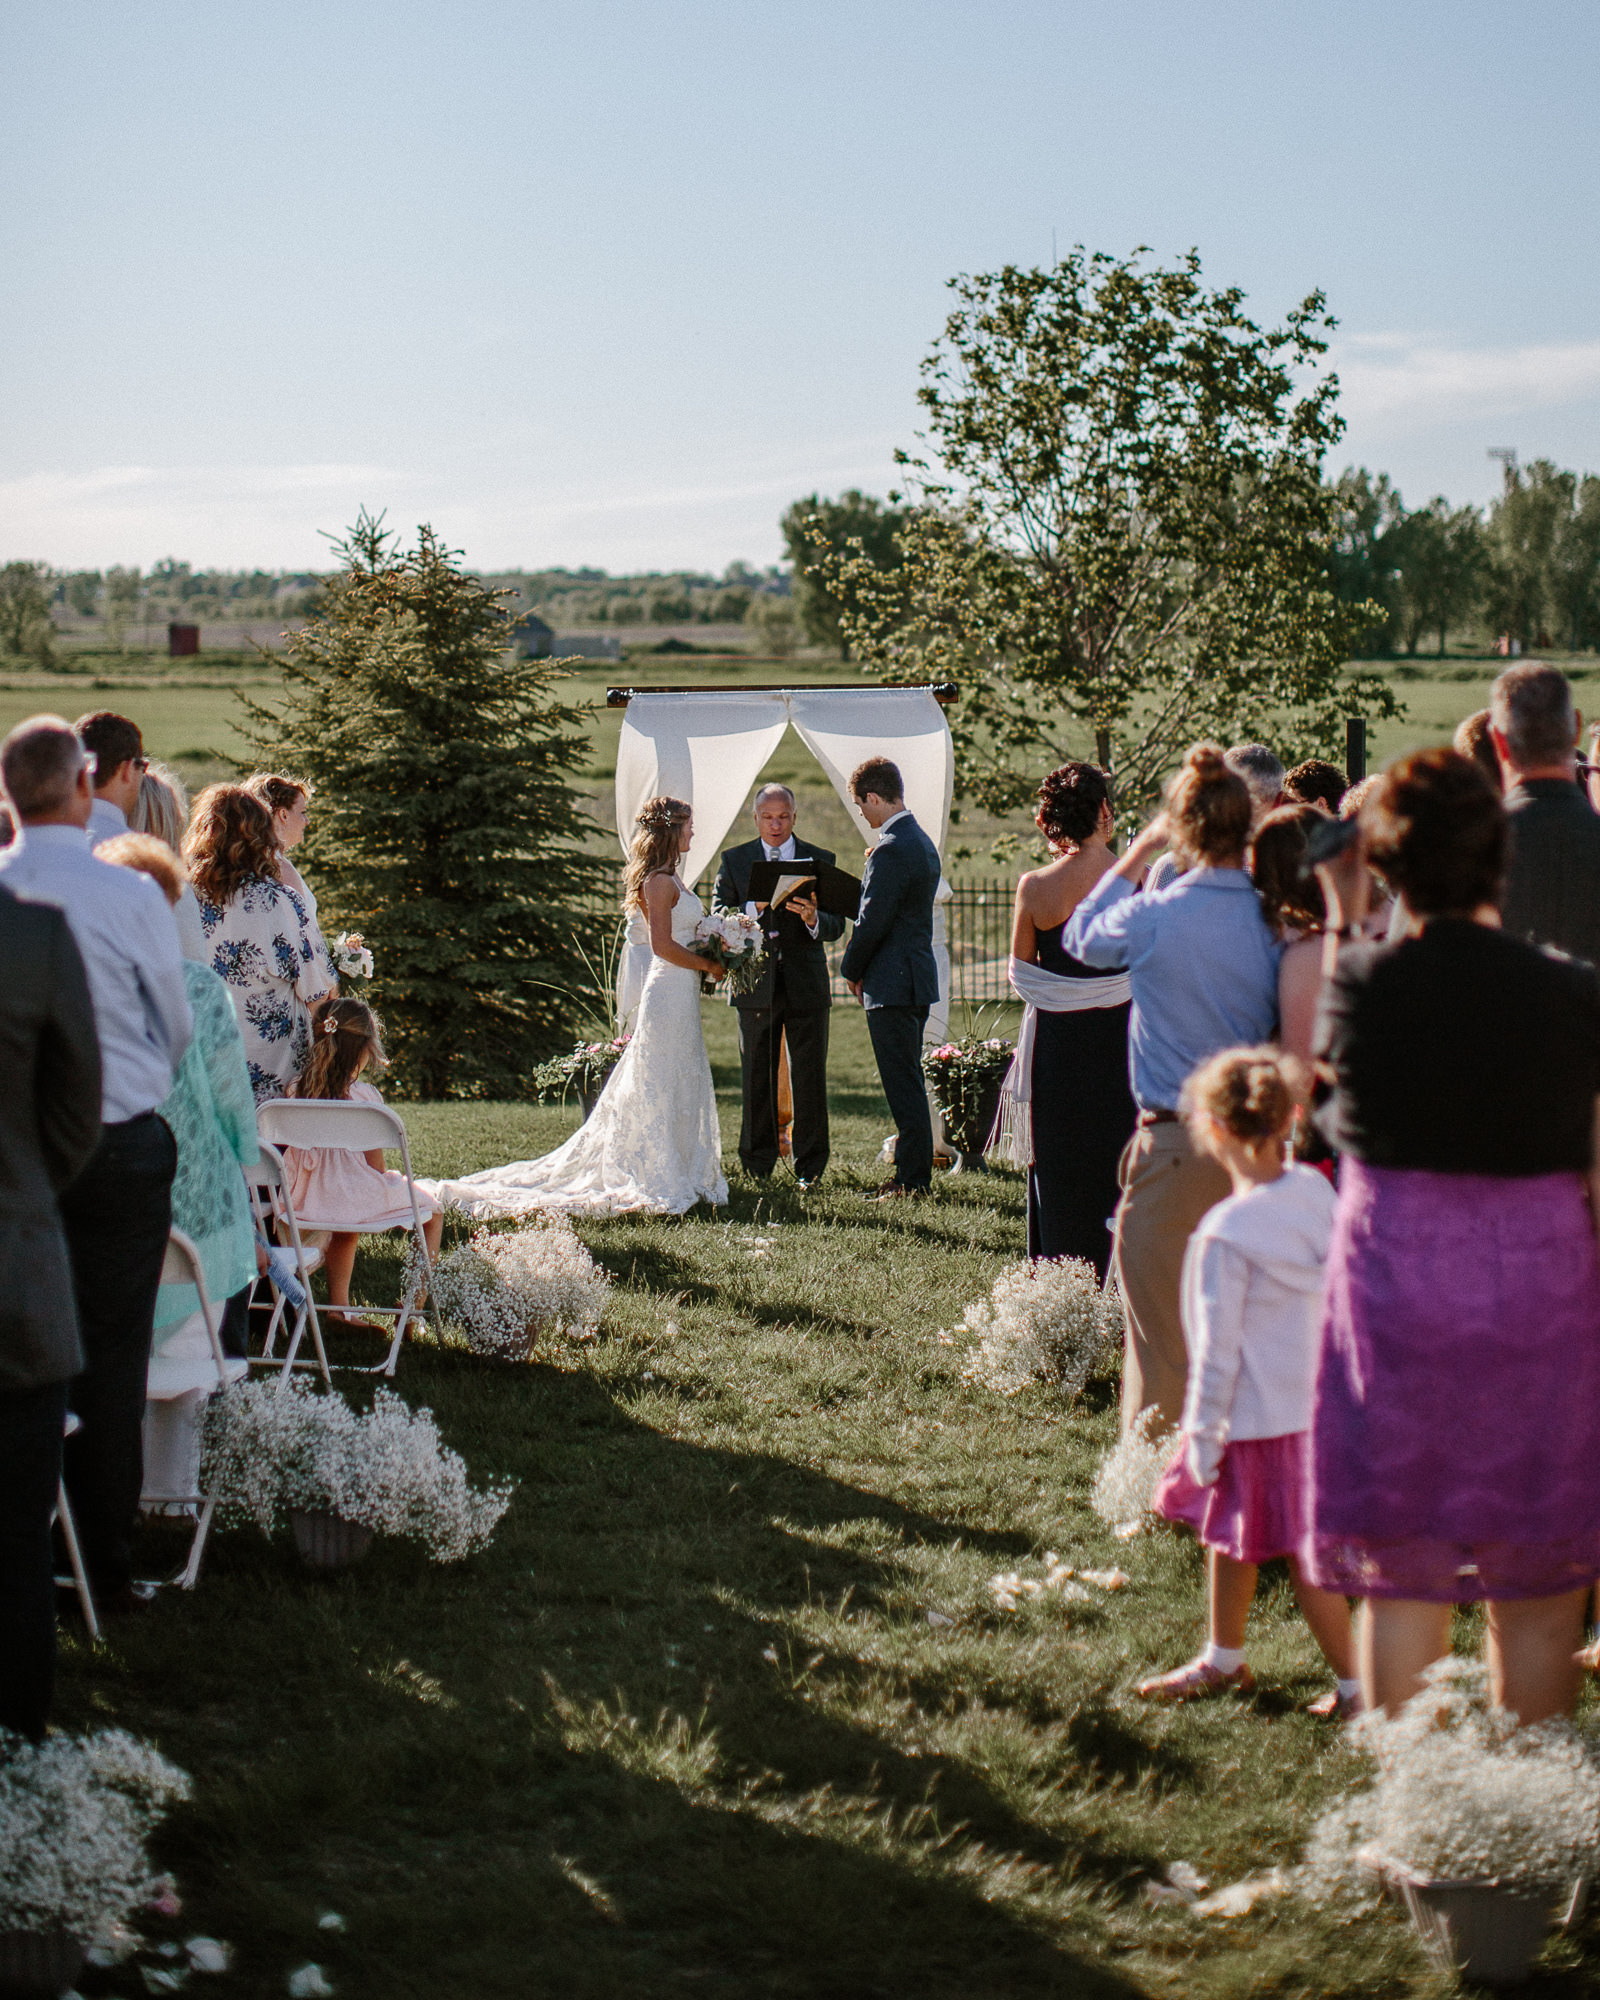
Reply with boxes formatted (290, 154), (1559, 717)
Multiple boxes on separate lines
(57, 1482), (100, 1643)
(177, 1496), (217, 1591)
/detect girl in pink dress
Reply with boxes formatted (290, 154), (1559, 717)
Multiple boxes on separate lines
(284, 996), (442, 1332)
(1136, 1048), (1359, 1717)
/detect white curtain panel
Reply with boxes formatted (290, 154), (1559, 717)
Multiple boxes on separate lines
(613, 686), (957, 1038)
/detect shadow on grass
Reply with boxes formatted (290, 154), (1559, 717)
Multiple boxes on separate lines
(76, 1356), (1156, 1997)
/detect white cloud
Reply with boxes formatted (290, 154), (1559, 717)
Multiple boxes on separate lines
(1333, 335), (1600, 428)
(0, 443), (902, 571)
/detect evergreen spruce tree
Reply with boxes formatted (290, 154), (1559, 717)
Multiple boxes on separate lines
(240, 512), (603, 1100)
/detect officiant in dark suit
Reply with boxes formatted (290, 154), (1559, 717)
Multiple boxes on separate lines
(714, 784), (845, 1186)
(840, 756), (940, 1199)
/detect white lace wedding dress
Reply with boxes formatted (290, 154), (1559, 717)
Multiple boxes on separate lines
(427, 883), (728, 1218)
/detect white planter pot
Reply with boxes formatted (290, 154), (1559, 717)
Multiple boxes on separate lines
(0, 1929), (85, 1997)
(289, 1508), (374, 1569)
(1385, 1861), (1565, 1987)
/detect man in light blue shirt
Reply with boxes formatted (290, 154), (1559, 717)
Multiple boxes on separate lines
(1061, 758), (1283, 1434)
(0, 715), (191, 1611)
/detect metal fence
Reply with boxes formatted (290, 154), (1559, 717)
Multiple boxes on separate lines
(571, 874), (1018, 1005)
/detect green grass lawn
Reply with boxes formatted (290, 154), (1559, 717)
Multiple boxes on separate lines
(55, 998), (1588, 1998)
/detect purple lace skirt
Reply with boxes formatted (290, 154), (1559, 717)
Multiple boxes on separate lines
(1152, 1433), (1308, 1565)
(1307, 1159), (1600, 1602)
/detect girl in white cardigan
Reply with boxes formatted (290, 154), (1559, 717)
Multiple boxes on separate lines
(1137, 1048), (1359, 1716)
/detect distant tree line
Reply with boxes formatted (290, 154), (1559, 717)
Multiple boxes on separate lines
(485, 563), (790, 631)
(1329, 459), (1600, 656)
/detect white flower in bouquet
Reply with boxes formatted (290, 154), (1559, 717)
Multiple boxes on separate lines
(1300, 1657), (1600, 1904)
(201, 1378), (514, 1562)
(0, 1730), (191, 1949)
(1089, 1407), (1171, 1537)
(958, 1257), (1121, 1398)
(423, 1217), (609, 1361)
(332, 931), (374, 980)
(694, 906), (769, 995)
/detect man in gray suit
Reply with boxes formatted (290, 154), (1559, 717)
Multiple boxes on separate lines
(840, 756), (940, 1198)
(1492, 662), (1600, 970)
(0, 883), (101, 1737)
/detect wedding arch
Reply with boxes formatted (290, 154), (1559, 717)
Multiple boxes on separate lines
(607, 683), (956, 1038)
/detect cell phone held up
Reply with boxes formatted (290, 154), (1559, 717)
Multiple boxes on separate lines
(1301, 812), (1362, 875)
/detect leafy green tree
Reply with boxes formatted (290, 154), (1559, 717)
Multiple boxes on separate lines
(743, 592), (800, 658)
(819, 249), (1393, 818)
(1326, 468), (1406, 652)
(1392, 499), (1487, 656)
(63, 570), (102, 618)
(1551, 475), (1600, 652)
(781, 489), (912, 658)
(239, 512), (604, 1101)
(0, 561), (58, 668)
(1484, 460), (1574, 649)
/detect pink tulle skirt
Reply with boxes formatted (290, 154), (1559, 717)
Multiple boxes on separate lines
(1152, 1432), (1309, 1565)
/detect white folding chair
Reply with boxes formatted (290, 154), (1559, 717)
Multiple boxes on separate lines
(141, 1227), (248, 1589)
(53, 1412), (99, 1642)
(244, 1140), (331, 1389)
(254, 1099), (433, 1379)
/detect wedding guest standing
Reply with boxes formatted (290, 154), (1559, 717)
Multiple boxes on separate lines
(1003, 762), (1135, 1277)
(185, 784), (336, 1102)
(1453, 709), (1503, 794)
(1282, 760), (1348, 814)
(1309, 748), (1600, 1723)
(242, 772), (338, 965)
(0, 880), (100, 1736)
(841, 757), (940, 1200)
(713, 784), (845, 1187)
(75, 710), (147, 845)
(1063, 744), (1283, 1431)
(98, 835), (260, 1357)
(1490, 662), (1600, 970)
(0, 716), (191, 1614)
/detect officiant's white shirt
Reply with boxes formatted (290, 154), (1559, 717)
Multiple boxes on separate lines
(745, 834), (819, 935)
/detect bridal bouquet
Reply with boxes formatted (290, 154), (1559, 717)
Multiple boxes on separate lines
(692, 907), (767, 996)
(333, 931), (374, 980)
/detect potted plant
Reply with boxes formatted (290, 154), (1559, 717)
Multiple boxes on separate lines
(957, 1256), (1122, 1400)
(921, 1033), (1015, 1171)
(1300, 1657), (1600, 1986)
(533, 1035), (630, 1118)
(201, 1379), (515, 1569)
(0, 1729), (190, 1995)
(421, 1215), (609, 1362)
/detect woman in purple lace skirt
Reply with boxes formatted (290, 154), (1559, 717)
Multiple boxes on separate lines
(1310, 747), (1600, 1723)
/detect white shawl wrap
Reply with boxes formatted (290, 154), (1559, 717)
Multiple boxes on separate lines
(992, 953), (1133, 1167)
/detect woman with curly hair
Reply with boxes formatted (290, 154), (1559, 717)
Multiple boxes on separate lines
(427, 795), (729, 1217)
(184, 783), (336, 1102)
(999, 762), (1135, 1276)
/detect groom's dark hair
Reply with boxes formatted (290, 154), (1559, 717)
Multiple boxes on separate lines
(850, 756), (903, 803)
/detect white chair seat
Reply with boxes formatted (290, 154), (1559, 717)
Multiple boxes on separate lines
(148, 1353), (249, 1399)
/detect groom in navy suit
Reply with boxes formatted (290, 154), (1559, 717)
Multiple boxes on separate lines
(840, 756), (940, 1198)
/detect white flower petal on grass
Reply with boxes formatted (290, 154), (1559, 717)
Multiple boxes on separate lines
(185, 1938), (232, 1973)
(287, 1966), (335, 1999)
(315, 1913), (345, 1932)
(1193, 1870), (1289, 1917)
(958, 1258), (1121, 1399)
(1089, 1408), (1171, 1536)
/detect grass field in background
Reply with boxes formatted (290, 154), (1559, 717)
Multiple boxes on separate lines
(9, 649), (1599, 895)
(50, 999), (1595, 1997)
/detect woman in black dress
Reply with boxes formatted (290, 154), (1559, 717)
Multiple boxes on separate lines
(1006, 763), (1137, 1278)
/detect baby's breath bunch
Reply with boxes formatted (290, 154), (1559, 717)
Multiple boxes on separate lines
(421, 1217), (608, 1361)
(958, 1257), (1121, 1398)
(0, 1729), (190, 1947)
(1089, 1407), (1171, 1536)
(201, 1379), (514, 1562)
(1300, 1657), (1600, 1903)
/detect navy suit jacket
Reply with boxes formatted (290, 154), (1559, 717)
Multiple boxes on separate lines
(839, 812), (940, 1009)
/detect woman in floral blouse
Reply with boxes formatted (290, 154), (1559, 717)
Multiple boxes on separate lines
(183, 784), (336, 1102)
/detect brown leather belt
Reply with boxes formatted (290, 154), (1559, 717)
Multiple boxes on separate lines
(1137, 1108), (1180, 1126)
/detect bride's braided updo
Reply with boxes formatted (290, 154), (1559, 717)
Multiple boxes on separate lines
(624, 795), (692, 913)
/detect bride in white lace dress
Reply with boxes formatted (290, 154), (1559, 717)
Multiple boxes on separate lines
(428, 797), (729, 1218)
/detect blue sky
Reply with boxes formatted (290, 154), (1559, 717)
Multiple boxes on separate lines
(3, 0), (1597, 571)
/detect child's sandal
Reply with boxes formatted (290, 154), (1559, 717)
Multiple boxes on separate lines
(1135, 1658), (1256, 1703)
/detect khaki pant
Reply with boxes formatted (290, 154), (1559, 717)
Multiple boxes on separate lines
(1112, 1121), (1230, 1434)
